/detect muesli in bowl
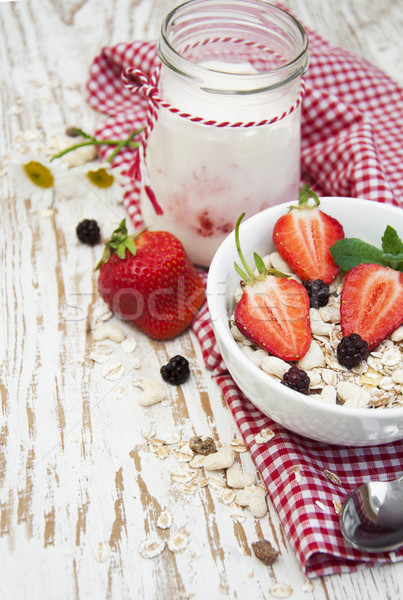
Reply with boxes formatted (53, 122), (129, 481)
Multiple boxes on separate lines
(207, 191), (403, 446)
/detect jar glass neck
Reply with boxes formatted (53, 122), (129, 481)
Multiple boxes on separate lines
(158, 0), (309, 94)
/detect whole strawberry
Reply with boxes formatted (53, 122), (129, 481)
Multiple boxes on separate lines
(96, 220), (206, 340)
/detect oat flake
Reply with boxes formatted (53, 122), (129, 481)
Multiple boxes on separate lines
(157, 508), (173, 530)
(160, 431), (181, 445)
(102, 362), (124, 381)
(121, 337), (137, 353)
(293, 466), (302, 483)
(302, 579), (314, 592)
(171, 465), (195, 484)
(167, 532), (188, 553)
(255, 428), (275, 444)
(315, 500), (328, 512)
(139, 536), (165, 559)
(217, 488), (236, 505)
(230, 438), (248, 453)
(269, 582), (293, 598)
(93, 542), (109, 562)
(207, 475), (226, 489)
(323, 469), (341, 485)
(89, 351), (110, 364)
(332, 499), (343, 515)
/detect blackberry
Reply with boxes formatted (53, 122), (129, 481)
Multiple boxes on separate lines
(160, 355), (190, 385)
(303, 279), (329, 309)
(281, 366), (310, 395)
(76, 219), (101, 246)
(337, 333), (368, 368)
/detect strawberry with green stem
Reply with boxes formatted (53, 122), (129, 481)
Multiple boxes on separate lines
(96, 220), (205, 340)
(273, 185), (345, 284)
(234, 213), (311, 362)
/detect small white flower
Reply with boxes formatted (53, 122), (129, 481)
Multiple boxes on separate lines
(6, 148), (67, 203)
(59, 161), (130, 203)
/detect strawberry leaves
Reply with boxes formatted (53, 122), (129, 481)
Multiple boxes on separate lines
(96, 219), (138, 268)
(330, 225), (403, 273)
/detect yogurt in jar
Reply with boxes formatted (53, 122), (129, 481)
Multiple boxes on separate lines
(140, 2), (309, 267)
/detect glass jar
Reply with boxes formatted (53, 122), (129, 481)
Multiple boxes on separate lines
(140, 0), (309, 267)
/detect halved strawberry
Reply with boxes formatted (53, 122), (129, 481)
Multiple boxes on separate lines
(340, 263), (403, 350)
(234, 214), (311, 362)
(273, 185), (344, 284)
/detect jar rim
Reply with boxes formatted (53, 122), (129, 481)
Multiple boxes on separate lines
(158, 0), (309, 92)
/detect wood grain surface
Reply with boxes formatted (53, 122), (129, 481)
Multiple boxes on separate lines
(1, 1), (403, 599)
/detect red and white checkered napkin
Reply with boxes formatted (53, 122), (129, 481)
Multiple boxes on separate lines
(87, 17), (403, 578)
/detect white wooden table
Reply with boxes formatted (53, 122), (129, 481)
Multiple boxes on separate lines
(1, 1), (403, 598)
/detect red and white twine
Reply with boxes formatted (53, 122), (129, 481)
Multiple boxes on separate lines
(121, 43), (306, 215)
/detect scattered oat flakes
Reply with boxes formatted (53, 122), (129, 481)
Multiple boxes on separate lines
(230, 512), (247, 523)
(160, 431), (181, 445)
(38, 208), (54, 218)
(172, 444), (194, 462)
(207, 475), (227, 489)
(302, 579), (314, 592)
(167, 532), (188, 553)
(230, 438), (248, 453)
(251, 540), (279, 566)
(197, 477), (209, 488)
(142, 428), (156, 440)
(255, 428), (275, 444)
(131, 356), (141, 369)
(94, 343), (114, 356)
(93, 542), (109, 562)
(323, 469), (341, 485)
(139, 536), (165, 559)
(315, 500), (328, 512)
(155, 445), (171, 460)
(293, 466), (302, 483)
(93, 304), (113, 322)
(121, 337), (137, 353)
(189, 435), (217, 455)
(89, 351), (110, 364)
(102, 362), (124, 381)
(171, 465), (196, 484)
(157, 508), (173, 530)
(269, 582), (293, 598)
(217, 488), (236, 505)
(189, 454), (207, 469)
(332, 499), (343, 515)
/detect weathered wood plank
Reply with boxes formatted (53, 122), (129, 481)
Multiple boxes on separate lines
(1, 0), (403, 598)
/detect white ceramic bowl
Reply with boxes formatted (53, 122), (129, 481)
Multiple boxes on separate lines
(207, 197), (403, 447)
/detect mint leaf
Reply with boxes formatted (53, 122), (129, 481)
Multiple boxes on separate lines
(330, 238), (386, 271)
(382, 225), (403, 255)
(381, 252), (403, 271)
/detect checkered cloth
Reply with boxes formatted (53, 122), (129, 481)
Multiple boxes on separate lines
(87, 12), (403, 578)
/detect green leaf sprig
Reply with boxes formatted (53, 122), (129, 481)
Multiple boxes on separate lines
(234, 213), (288, 284)
(51, 127), (143, 164)
(330, 225), (403, 272)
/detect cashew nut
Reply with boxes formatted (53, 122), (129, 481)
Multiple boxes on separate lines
(92, 323), (125, 343)
(226, 462), (255, 489)
(201, 447), (235, 471)
(133, 378), (166, 406)
(235, 484), (267, 518)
